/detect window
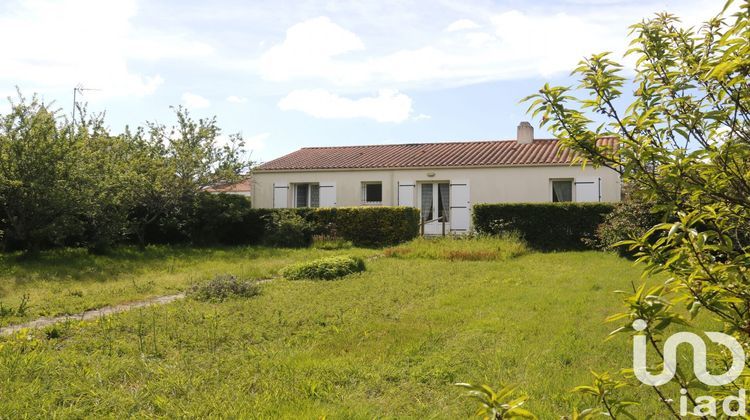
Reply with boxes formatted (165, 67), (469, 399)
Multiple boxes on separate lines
(294, 183), (319, 207)
(551, 180), (573, 202)
(362, 182), (383, 204)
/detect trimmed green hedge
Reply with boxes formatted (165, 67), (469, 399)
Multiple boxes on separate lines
(281, 255), (366, 280)
(147, 193), (419, 248)
(309, 207), (420, 248)
(472, 203), (615, 251)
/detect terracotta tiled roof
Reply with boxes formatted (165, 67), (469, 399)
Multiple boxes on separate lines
(204, 178), (253, 193)
(255, 138), (618, 171)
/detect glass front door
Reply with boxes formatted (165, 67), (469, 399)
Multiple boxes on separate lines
(420, 182), (450, 234)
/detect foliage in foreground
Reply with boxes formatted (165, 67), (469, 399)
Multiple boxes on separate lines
(280, 255), (366, 280)
(187, 274), (261, 302)
(523, 0), (750, 417)
(455, 383), (535, 419)
(384, 235), (528, 261)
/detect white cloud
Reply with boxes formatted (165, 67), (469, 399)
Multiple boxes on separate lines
(0, 0), (212, 98)
(181, 92), (210, 109)
(226, 95), (248, 103)
(258, 16), (366, 84)
(413, 113), (431, 121)
(445, 19), (481, 32)
(245, 132), (269, 151)
(257, 2), (719, 90)
(278, 89), (413, 123)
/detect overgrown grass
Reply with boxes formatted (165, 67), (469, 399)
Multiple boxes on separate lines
(0, 246), (707, 418)
(384, 234), (529, 261)
(0, 245), (378, 327)
(312, 235), (353, 250)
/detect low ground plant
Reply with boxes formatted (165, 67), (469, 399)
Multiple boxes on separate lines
(280, 255), (365, 280)
(383, 234), (528, 261)
(187, 274), (261, 302)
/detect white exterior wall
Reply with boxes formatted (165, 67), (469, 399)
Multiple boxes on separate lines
(252, 165), (621, 210)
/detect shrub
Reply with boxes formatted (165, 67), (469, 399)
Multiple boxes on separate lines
(188, 193), (256, 245)
(584, 199), (662, 256)
(188, 274), (261, 302)
(262, 210), (314, 248)
(473, 203), (614, 251)
(311, 207), (419, 247)
(280, 255), (366, 280)
(383, 234), (528, 261)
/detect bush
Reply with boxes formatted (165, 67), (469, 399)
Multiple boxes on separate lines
(188, 193), (257, 245)
(188, 274), (261, 302)
(261, 210), (314, 248)
(280, 255), (366, 280)
(473, 203), (614, 251)
(584, 199), (662, 256)
(384, 234), (528, 261)
(310, 207), (420, 247)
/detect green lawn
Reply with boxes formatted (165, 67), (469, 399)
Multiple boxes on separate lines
(0, 243), (696, 417)
(0, 246), (377, 327)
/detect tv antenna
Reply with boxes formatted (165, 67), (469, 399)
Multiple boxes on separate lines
(71, 84), (101, 127)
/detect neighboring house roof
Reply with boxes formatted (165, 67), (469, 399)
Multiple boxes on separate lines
(204, 178), (253, 193)
(255, 138), (618, 171)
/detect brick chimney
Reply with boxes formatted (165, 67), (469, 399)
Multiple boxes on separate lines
(517, 121), (534, 144)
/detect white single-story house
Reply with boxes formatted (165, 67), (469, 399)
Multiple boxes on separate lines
(252, 122), (621, 234)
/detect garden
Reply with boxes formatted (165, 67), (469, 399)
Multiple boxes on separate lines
(2, 1), (750, 418)
(0, 235), (690, 418)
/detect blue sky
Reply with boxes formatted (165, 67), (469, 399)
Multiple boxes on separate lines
(0, 0), (721, 163)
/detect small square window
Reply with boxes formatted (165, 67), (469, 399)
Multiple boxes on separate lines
(551, 180), (573, 202)
(362, 182), (383, 203)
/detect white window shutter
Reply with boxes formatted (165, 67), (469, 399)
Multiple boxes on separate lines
(575, 177), (600, 202)
(273, 182), (289, 208)
(319, 182), (336, 207)
(450, 180), (470, 233)
(397, 181), (415, 206)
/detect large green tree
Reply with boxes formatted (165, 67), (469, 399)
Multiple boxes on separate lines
(0, 93), (86, 251)
(0, 95), (253, 252)
(136, 106), (252, 244)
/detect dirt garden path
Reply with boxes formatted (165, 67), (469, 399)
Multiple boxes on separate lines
(0, 293), (186, 336)
(0, 276), (285, 336)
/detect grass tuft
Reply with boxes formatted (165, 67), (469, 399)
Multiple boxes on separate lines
(187, 274), (261, 302)
(383, 234), (529, 261)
